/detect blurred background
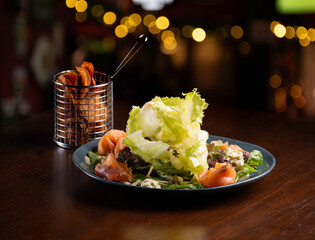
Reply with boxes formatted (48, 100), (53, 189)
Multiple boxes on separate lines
(1, 0), (315, 128)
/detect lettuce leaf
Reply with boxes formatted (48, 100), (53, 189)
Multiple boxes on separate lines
(124, 89), (209, 177)
(247, 150), (263, 166)
(235, 163), (256, 182)
(235, 150), (263, 182)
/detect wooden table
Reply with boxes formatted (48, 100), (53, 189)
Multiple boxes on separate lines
(0, 100), (314, 240)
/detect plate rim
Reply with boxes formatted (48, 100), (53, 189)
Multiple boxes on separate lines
(72, 135), (276, 192)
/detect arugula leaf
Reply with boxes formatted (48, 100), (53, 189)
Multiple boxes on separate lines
(235, 163), (256, 182)
(87, 151), (102, 169)
(161, 182), (203, 189)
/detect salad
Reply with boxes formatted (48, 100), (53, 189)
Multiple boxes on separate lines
(84, 90), (263, 189)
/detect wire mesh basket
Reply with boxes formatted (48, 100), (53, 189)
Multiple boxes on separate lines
(53, 70), (113, 149)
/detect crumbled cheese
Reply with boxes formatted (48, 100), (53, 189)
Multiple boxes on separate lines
(84, 156), (91, 165)
(140, 178), (161, 188)
(224, 147), (244, 171)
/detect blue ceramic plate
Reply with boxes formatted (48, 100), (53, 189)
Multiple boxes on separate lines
(72, 135), (276, 193)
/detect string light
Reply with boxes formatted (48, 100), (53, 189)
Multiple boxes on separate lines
(192, 28), (206, 42)
(182, 25), (194, 38)
(103, 11), (116, 25)
(274, 24), (286, 38)
(92, 4), (104, 17)
(239, 41), (251, 55)
(285, 26), (295, 39)
(75, 11), (87, 22)
(143, 14), (156, 27)
(231, 25), (243, 39)
(308, 28), (315, 41)
(129, 13), (142, 26)
(115, 25), (128, 38)
(155, 16), (169, 30)
(270, 21), (314, 47)
(290, 84), (303, 98)
(269, 74), (282, 88)
(67, 1), (311, 113)
(66, 0), (77, 8)
(75, 0), (87, 13)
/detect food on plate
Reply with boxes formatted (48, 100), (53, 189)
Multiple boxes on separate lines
(97, 129), (127, 156)
(198, 162), (236, 188)
(55, 61), (109, 145)
(85, 90), (264, 189)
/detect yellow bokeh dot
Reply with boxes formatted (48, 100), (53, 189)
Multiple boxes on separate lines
(115, 25), (128, 38)
(182, 25), (193, 38)
(308, 28), (315, 41)
(75, 11), (87, 22)
(66, 0), (77, 8)
(296, 26), (307, 39)
(299, 37), (310, 47)
(285, 26), (295, 39)
(274, 24), (286, 38)
(163, 37), (177, 50)
(161, 30), (175, 41)
(231, 25), (243, 39)
(270, 21), (280, 33)
(294, 95), (306, 108)
(275, 87), (287, 113)
(269, 74), (282, 88)
(143, 14), (156, 27)
(239, 41), (251, 55)
(290, 84), (302, 98)
(91, 4), (104, 17)
(156, 16), (170, 30)
(129, 13), (142, 26)
(103, 11), (116, 25)
(75, 0), (87, 13)
(148, 21), (161, 34)
(192, 28), (206, 42)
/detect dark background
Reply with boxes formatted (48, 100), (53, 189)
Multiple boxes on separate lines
(1, 0), (315, 128)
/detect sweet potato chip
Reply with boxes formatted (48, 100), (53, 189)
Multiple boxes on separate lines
(81, 61), (96, 85)
(54, 61), (111, 147)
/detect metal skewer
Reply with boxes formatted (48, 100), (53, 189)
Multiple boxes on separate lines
(111, 34), (148, 79)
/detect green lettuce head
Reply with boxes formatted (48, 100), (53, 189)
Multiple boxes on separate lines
(124, 89), (209, 177)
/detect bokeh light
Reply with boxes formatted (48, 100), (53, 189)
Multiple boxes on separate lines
(66, 0), (76, 8)
(192, 28), (206, 42)
(270, 21), (280, 33)
(239, 41), (251, 55)
(182, 25), (194, 38)
(75, 0), (88, 13)
(299, 37), (310, 47)
(270, 74), (282, 88)
(148, 21), (160, 34)
(161, 30), (175, 41)
(129, 13), (142, 26)
(285, 26), (295, 39)
(274, 24), (286, 38)
(275, 87), (287, 113)
(103, 11), (116, 25)
(156, 16), (170, 30)
(102, 36), (116, 52)
(308, 28), (315, 41)
(294, 96), (306, 108)
(163, 37), (177, 50)
(296, 26), (308, 39)
(75, 11), (87, 22)
(290, 84), (303, 98)
(231, 25), (243, 39)
(91, 4), (104, 17)
(143, 14), (156, 27)
(215, 27), (228, 40)
(115, 25), (128, 38)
